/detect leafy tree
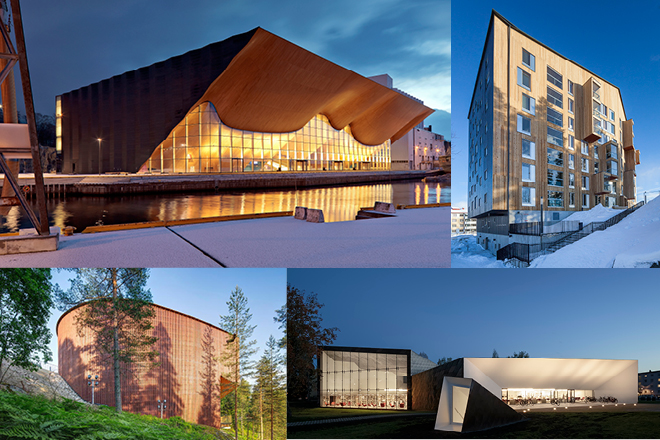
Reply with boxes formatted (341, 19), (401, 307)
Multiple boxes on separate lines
(219, 286), (257, 440)
(508, 351), (530, 358)
(492, 349), (499, 358)
(255, 335), (285, 440)
(0, 269), (53, 384)
(55, 269), (158, 413)
(280, 284), (338, 400)
(437, 357), (453, 366)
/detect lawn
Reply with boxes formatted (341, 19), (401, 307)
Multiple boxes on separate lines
(288, 411), (660, 438)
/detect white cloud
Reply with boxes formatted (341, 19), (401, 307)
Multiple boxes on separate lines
(396, 71), (451, 112)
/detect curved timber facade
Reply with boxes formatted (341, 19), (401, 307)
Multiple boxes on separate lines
(58, 27), (433, 174)
(57, 303), (234, 427)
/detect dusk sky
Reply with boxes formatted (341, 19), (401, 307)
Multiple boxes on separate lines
(288, 268), (660, 373)
(452, 0), (660, 208)
(47, 268), (286, 375)
(16, 0), (450, 136)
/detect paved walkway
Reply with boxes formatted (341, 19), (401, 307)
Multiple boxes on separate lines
(0, 207), (449, 268)
(288, 412), (435, 427)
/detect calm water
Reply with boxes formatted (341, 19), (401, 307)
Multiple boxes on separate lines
(0, 180), (450, 233)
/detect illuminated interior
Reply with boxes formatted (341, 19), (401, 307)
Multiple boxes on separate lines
(320, 349), (409, 410)
(139, 102), (390, 174)
(501, 388), (594, 404)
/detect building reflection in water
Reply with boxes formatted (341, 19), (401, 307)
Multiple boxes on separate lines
(0, 181), (450, 233)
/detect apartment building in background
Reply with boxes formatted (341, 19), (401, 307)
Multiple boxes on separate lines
(467, 11), (641, 253)
(451, 207), (477, 235)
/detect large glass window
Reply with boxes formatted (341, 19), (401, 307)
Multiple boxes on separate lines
(547, 126), (563, 147)
(522, 186), (535, 206)
(547, 108), (563, 127)
(139, 102), (391, 174)
(607, 160), (618, 175)
(547, 67), (563, 88)
(547, 170), (563, 187)
(320, 349), (409, 410)
(547, 190), (564, 207)
(547, 147), (563, 167)
(547, 87), (563, 108)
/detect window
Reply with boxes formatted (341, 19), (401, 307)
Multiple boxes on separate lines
(569, 172), (575, 188)
(518, 68), (531, 91)
(607, 161), (618, 175)
(569, 117), (574, 131)
(547, 66), (563, 88)
(484, 169), (488, 180)
(582, 193), (589, 208)
(594, 145), (599, 159)
(547, 126), (563, 147)
(582, 175), (590, 190)
(568, 79), (574, 95)
(568, 134), (575, 150)
(522, 163), (535, 182)
(569, 192), (575, 207)
(522, 139), (535, 160)
(610, 109), (615, 120)
(581, 157), (589, 173)
(569, 153), (575, 169)
(547, 87), (563, 108)
(548, 170), (563, 187)
(522, 93), (536, 115)
(517, 114), (531, 135)
(594, 161), (599, 173)
(547, 190), (563, 207)
(547, 147), (563, 166)
(547, 107), (563, 127)
(568, 98), (574, 114)
(581, 141), (589, 155)
(522, 186), (535, 206)
(522, 49), (535, 71)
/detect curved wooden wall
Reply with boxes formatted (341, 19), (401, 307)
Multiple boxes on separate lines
(57, 303), (233, 427)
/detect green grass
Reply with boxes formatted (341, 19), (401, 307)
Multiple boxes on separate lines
(288, 406), (430, 423)
(0, 390), (229, 439)
(288, 412), (660, 439)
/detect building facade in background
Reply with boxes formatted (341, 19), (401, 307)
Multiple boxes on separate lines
(451, 207), (477, 234)
(639, 370), (660, 398)
(57, 303), (233, 427)
(467, 11), (641, 253)
(57, 28), (433, 175)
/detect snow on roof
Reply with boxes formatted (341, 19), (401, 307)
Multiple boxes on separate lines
(531, 197), (660, 268)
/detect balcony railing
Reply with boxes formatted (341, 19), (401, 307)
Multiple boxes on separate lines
(593, 90), (600, 100)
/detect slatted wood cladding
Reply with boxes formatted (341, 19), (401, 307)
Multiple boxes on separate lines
(60, 27), (432, 174)
(57, 303), (233, 427)
(489, 11), (637, 212)
(60, 29), (258, 174)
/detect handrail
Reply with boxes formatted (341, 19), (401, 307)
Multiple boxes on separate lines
(497, 201), (645, 263)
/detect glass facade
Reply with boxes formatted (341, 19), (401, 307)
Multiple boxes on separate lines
(319, 348), (409, 410)
(502, 388), (594, 404)
(139, 102), (390, 174)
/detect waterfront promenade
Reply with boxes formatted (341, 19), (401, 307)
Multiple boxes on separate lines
(0, 207), (449, 268)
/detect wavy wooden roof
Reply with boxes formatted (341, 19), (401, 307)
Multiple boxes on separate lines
(193, 28), (433, 145)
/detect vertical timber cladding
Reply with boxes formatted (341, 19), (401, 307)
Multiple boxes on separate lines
(56, 303), (233, 427)
(491, 12), (631, 213)
(59, 29), (258, 174)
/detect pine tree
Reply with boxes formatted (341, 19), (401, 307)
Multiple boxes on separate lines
(55, 269), (158, 413)
(219, 286), (257, 440)
(256, 335), (285, 440)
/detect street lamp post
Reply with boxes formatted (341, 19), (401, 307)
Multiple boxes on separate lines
(87, 374), (99, 405)
(157, 399), (167, 419)
(540, 196), (544, 251)
(97, 138), (102, 175)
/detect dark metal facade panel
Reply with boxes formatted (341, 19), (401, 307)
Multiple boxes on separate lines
(57, 303), (233, 427)
(60, 29), (258, 174)
(411, 358), (464, 411)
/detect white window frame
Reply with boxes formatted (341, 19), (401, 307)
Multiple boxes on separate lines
(568, 98), (574, 114)
(522, 93), (536, 115)
(517, 67), (531, 91)
(569, 153), (575, 170)
(568, 79), (574, 96)
(569, 172), (575, 188)
(569, 117), (574, 132)
(569, 134), (574, 150)
(582, 193), (590, 208)
(522, 186), (536, 206)
(522, 49), (535, 71)
(522, 162), (535, 182)
(522, 139), (536, 160)
(517, 114), (531, 135)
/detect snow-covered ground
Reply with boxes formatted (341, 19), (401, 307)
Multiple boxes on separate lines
(451, 234), (508, 268)
(531, 197), (660, 268)
(561, 204), (621, 224)
(0, 207), (449, 268)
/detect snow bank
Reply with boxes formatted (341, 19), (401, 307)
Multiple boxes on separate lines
(451, 235), (509, 268)
(530, 197), (660, 268)
(561, 204), (621, 224)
